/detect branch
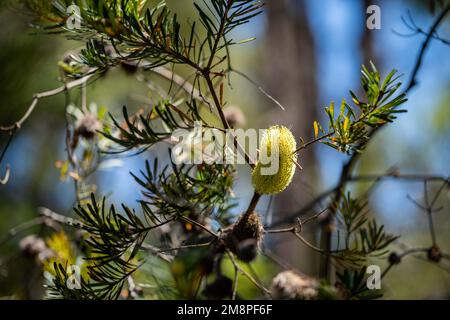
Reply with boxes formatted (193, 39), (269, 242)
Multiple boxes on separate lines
(125, 61), (204, 102)
(228, 68), (286, 111)
(315, 4), (450, 276)
(0, 73), (95, 132)
(0, 73), (96, 186)
(150, 66), (202, 101)
(225, 249), (272, 297)
(141, 243), (174, 263)
(0, 217), (47, 247)
(38, 207), (82, 228)
(270, 172), (449, 228)
(205, 0), (233, 71)
(156, 241), (213, 253)
(203, 72), (256, 167)
(405, 4), (450, 91)
(293, 132), (334, 154)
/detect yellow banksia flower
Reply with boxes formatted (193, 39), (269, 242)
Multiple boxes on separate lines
(44, 231), (76, 275)
(251, 125), (297, 195)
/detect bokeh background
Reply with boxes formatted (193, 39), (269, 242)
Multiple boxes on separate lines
(0, 0), (449, 299)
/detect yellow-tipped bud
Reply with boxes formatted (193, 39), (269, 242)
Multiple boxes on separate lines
(251, 125), (297, 195)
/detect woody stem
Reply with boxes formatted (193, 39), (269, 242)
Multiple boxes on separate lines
(244, 192), (261, 218)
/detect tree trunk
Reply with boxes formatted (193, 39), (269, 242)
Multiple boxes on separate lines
(264, 0), (319, 275)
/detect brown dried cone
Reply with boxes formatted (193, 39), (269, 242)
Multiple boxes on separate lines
(427, 245), (442, 262)
(271, 270), (340, 300)
(236, 238), (258, 263)
(218, 211), (264, 262)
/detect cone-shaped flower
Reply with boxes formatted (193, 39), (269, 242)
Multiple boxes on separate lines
(251, 125), (297, 195)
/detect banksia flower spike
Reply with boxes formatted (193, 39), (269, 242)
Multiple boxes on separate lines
(252, 125), (298, 195)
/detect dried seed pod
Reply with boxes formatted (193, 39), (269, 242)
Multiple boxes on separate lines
(388, 252), (401, 265)
(218, 211), (264, 262)
(236, 238), (258, 262)
(251, 125), (297, 195)
(427, 245), (442, 262)
(231, 211), (264, 246)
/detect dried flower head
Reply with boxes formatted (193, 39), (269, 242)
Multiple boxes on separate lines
(19, 235), (54, 263)
(236, 238), (258, 262)
(252, 125), (297, 195)
(75, 113), (102, 140)
(223, 105), (246, 128)
(271, 270), (319, 300)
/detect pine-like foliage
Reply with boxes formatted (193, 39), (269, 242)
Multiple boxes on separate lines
(9, 0), (436, 301)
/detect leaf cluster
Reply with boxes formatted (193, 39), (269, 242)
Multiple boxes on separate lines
(332, 192), (399, 269)
(102, 102), (205, 154)
(22, 0), (264, 74)
(49, 193), (173, 299)
(132, 159), (235, 219)
(315, 63), (407, 154)
(336, 267), (383, 300)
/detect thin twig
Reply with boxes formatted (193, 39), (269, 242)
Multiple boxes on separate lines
(229, 68), (285, 111)
(232, 266), (239, 300)
(156, 241), (213, 253)
(0, 129), (17, 185)
(293, 132), (334, 154)
(318, 4), (450, 278)
(205, 0), (233, 71)
(148, 66), (202, 101)
(381, 247), (429, 279)
(38, 207), (82, 227)
(179, 215), (218, 238)
(0, 217), (47, 247)
(405, 4), (450, 91)
(0, 73), (96, 187)
(140, 243), (174, 263)
(271, 173), (449, 228)
(424, 180), (437, 246)
(0, 73), (95, 132)
(225, 249), (271, 297)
